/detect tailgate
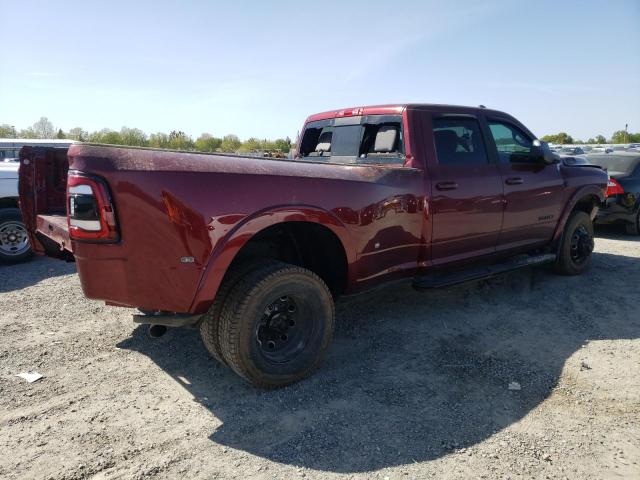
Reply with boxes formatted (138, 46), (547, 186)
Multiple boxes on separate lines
(18, 146), (73, 260)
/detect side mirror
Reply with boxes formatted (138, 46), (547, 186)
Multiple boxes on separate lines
(533, 139), (558, 165)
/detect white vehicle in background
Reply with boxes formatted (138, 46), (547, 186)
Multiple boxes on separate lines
(0, 139), (75, 263)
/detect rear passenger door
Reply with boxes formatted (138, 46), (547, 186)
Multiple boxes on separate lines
(484, 118), (564, 250)
(424, 113), (504, 265)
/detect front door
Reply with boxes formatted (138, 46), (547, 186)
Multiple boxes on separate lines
(426, 114), (504, 265)
(485, 118), (565, 251)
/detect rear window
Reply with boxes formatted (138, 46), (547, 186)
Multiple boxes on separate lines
(298, 115), (404, 165)
(586, 154), (640, 175)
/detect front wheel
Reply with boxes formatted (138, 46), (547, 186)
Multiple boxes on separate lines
(218, 260), (335, 389)
(0, 208), (32, 264)
(554, 211), (594, 275)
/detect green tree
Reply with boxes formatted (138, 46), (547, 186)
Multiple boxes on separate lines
(32, 117), (55, 138)
(610, 130), (640, 144)
(220, 134), (241, 152)
(273, 137), (292, 153)
(195, 133), (222, 152)
(19, 127), (38, 138)
(119, 127), (148, 146)
(149, 132), (170, 148)
(610, 130), (628, 143)
(88, 128), (122, 144)
(56, 128), (66, 139)
(239, 137), (262, 152)
(586, 135), (606, 144)
(67, 127), (88, 141)
(166, 130), (194, 150)
(540, 132), (574, 144)
(0, 124), (17, 138)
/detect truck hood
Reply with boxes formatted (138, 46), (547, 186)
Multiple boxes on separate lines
(560, 155), (603, 169)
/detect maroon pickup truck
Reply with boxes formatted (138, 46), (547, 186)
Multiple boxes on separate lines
(19, 104), (607, 388)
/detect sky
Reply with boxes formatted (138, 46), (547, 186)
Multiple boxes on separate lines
(1, 0), (639, 141)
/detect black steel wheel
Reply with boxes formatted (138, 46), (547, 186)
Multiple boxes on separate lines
(554, 211), (594, 275)
(256, 295), (309, 363)
(625, 211), (640, 235)
(218, 260), (335, 389)
(569, 224), (594, 265)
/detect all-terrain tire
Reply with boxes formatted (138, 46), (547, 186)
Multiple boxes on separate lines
(0, 208), (32, 264)
(199, 260), (272, 366)
(624, 211), (640, 235)
(554, 211), (594, 276)
(218, 260), (335, 389)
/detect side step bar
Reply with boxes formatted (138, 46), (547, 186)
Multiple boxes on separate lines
(412, 253), (557, 290)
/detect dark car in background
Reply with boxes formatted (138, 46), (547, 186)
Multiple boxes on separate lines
(587, 152), (640, 234)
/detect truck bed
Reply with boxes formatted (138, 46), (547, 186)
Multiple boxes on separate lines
(19, 146), (73, 259)
(36, 214), (71, 253)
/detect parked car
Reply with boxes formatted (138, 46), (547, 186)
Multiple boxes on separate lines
(586, 152), (640, 234)
(558, 146), (586, 155)
(19, 104), (607, 388)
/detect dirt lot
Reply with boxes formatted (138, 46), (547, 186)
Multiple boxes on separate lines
(1, 229), (638, 480)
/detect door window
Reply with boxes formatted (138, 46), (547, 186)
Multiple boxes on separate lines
(488, 121), (533, 163)
(432, 117), (489, 165)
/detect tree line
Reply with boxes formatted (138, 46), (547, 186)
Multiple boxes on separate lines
(540, 131), (640, 145)
(2, 117), (638, 150)
(0, 117), (293, 153)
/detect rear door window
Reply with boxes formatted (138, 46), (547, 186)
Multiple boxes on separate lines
(432, 117), (489, 165)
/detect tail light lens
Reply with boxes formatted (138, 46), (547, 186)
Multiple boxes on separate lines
(67, 172), (119, 242)
(606, 177), (624, 197)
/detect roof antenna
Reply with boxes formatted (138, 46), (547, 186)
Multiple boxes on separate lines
(479, 104), (486, 109)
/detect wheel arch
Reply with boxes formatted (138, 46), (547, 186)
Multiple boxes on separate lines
(189, 206), (355, 314)
(0, 197), (20, 210)
(552, 185), (604, 243)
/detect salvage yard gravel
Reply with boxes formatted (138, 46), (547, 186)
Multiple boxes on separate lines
(1, 230), (638, 479)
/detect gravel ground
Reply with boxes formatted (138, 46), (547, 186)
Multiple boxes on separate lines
(1, 229), (638, 480)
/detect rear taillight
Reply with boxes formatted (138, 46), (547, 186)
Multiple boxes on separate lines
(606, 178), (624, 197)
(67, 172), (119, 242)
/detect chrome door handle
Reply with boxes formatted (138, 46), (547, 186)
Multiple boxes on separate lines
(436, 181), (459, 191)
(505, 177), (524, 185)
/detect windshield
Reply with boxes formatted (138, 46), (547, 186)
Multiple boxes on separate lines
(0, 148), (21, 161)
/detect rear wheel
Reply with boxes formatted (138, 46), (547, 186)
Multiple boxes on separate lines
(554, 211), (594, 275)
(218, 260), (335, 389)
(199, 260), (271, 366)
(624, 211), (640, 235)
(0, 208), (32, 264)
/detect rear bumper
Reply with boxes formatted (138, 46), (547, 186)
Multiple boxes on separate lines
(595, 197), (638, 225)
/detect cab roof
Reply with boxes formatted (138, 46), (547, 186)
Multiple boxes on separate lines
(304, 103), (509, 123)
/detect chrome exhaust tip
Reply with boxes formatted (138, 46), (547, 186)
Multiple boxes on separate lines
(148, 324), (168, 338)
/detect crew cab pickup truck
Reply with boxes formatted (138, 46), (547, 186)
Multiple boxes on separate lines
(19, 104), (608, 388)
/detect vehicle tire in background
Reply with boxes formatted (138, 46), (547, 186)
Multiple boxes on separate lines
(554, 211), (594, 276)
(624, 211), (640, 235)
(218, 260), (335, 389)
(199, 260), (271, 366)
(0, 208), (32, 264)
